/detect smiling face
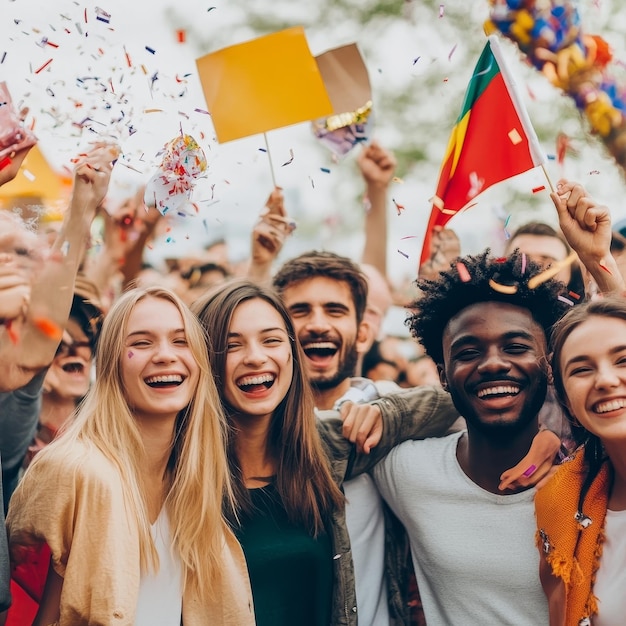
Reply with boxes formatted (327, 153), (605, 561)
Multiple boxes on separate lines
(441, 301), (548, 436)
(559, 315), (626, 446)
(44, 317), (93, 400)
(223, 298), (293, 423)
(121, 296), (199, 424)
(280, 276), (369, 392)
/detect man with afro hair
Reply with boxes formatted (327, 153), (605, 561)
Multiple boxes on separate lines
(371, 249), (569, 625)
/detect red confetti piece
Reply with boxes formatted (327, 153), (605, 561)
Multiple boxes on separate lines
(5, 320), (19, 344)
(568, 290), (581, 300)
(456, 262), (471, 282)
(531, 185), (546, 193)
(392, 199), (405, 215)
(34, 58), (53, 74)
(124, 47), (132, 67)
(176, 29), (186, 43)
(599, 262), (612, 275)
(32, 317), (63, 341)
(45, 40), (59, 48)
(0, 156), (12, 171)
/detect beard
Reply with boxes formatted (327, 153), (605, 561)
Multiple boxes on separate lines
(309, 342), (359, 392)
(448, 375), (548, 440)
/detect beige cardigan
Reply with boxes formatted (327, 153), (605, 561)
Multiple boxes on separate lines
(6, 441), (255, 626)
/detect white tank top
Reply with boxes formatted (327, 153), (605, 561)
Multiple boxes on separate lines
(134, 510), (183, 626)
(593, 508), (626, 626)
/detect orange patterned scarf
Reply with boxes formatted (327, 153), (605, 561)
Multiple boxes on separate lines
(535, 449), (611, 625)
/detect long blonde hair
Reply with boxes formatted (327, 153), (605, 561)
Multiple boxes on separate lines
(39, 286), (233, 602)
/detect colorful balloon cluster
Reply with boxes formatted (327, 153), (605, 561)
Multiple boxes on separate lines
(485, 0), (626, 172)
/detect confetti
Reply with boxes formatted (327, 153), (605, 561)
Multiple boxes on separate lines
(320, 167), (331, 173)
(145, 46), (156, 55)
(34, 59), (53, 74)
(456, 262), (471, 282)
(532, 185), (546, 193)
(32, 317), (63, 340)
(397, 249), (409, 259)
(527, 252), (578, 289)
(521, 252), (527, 275)
(1, 52), (5, 63)
(448, 44), (457, 61)
(392, 199), (405, 215)
(392, 176), (404, 183)
(557, 295), (575, 306)
(589, 170), (600, 175)
(412, 56), (421, 65)
(568, 291), (581, 300)
(176, 29), (186, 43)
(522, 464), (536, 477)
(439, 4), (445, 17)
(488, 279), (518, 295)
(5, 320), (19, 344)
(281, 149), (294, 167)
(0, 156), (12, 171)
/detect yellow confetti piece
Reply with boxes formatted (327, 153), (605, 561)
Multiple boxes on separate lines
(508, 128), (522, 145)
(527, 252), (578, 289)
(392, 176), (404, 184)
(489, 278), (518, 295)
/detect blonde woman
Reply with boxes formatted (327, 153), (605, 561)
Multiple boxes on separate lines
(7, 286), (254, 626)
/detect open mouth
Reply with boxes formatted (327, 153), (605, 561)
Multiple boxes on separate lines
(61, 361), (85, 374)
(302, 341), (338, 362)
(594, 398), (626, 414)
(476, 384), (521, 399)
(237, 373), (275, 393)
(144, 374), (184, 388)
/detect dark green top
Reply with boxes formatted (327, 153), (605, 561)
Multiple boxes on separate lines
(235, 483), (333, 626)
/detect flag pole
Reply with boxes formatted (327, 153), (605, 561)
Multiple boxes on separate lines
(487, 35), (555, 193)
(263, 132), (278, 188)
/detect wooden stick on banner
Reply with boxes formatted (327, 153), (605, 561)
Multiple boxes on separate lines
(264, 133), (278, 188)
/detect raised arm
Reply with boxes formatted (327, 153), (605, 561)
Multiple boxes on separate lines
(358, 141), (396, 276)
(246, 187), (295, 285)
(552, 178), (626, 296)
(0, 143), (116, 390)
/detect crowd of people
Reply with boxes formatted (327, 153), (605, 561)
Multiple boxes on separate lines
(1, 100), (626, 626)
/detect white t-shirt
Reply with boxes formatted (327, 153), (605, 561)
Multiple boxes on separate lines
(134, 510), (183, 626)
(593, 508), (626, 626)
(334, 377), (389, 626)
(373, 431), (549, 626)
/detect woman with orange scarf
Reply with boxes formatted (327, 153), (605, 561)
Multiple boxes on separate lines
(536, 296), (626, 625)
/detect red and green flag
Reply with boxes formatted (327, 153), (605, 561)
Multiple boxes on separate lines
(420, 35), (545, 266)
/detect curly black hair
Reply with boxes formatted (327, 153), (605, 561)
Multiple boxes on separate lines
(409, 249), (571, 365)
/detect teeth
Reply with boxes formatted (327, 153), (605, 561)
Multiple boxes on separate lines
(145, 374), (183, 384)
(477, 385), (520, 398)
(238, 374), (274, 386)
(303, 342), (336, 350)
(595, 399), (626, 414)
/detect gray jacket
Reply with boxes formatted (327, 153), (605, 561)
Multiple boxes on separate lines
(317, 385), (459, 626)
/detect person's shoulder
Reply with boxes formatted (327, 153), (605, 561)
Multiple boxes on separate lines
(383, 430), (463, 469)
(30, 439), (118, 490)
